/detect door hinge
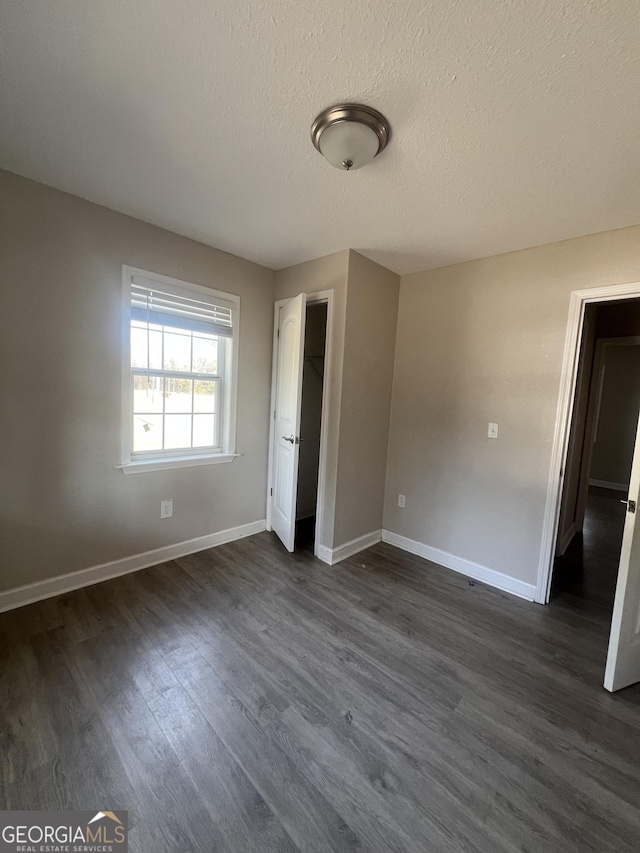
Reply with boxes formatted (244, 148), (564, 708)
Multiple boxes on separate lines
(277, 327), (280, 338)
(270, 488), (273, 496)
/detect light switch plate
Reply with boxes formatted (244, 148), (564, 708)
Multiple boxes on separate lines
(160, 499), (174, 519)
(398, 494), (406, 508)
(488, 423), (499, 439)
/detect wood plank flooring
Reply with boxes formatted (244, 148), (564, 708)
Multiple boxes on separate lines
(2, 502), (640, 851)
(552, 486), (627, 609)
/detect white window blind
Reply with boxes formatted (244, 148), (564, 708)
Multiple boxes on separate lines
(131, 274), (234, 337)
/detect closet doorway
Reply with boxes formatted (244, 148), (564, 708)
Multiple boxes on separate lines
(266, 291), (331, 558)
(295, 301), (327, 549)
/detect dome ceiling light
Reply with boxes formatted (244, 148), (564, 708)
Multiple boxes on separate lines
(311, 103), (390, 171)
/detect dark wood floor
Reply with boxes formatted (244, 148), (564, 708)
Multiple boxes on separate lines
(552, 486), (627, 610)
(2, 502), (640, 852)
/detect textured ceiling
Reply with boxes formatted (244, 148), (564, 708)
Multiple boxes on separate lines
(1, 0), (638, 274)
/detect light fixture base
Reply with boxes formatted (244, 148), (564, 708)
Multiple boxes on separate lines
(311, 103), (390, 162)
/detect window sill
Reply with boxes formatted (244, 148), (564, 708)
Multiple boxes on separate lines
(116, 452), (241, 475)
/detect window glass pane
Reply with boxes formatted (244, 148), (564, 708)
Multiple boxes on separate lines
(165, 378), (192, 413)
(133, 376), (164, 413)
(149, 330), (163, 369)
(128, 276), (237, 460)
(164, 414), (192, 449)
(193, 380), (216, 413)
(133, 414), (163, 452)
(163, 330), (191, 372)
(192, 336), (218, 374)
(131, 326), (148, 368)
(193, 414), (216, 448)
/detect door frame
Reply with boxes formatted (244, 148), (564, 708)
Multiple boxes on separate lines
(536, 281), (640, 603)
(266, 290), (334, 560)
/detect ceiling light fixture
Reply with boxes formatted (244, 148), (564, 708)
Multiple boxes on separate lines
(311, 103), (390, 171)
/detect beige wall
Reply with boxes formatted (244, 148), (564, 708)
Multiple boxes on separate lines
(384, 226), (640, 586)
(334, 252), (399, 544)
(274, 251), (349, 550)
(0, 170), (275, 592)
(6, 165), (640, 595)
(591, 344), (640, 486)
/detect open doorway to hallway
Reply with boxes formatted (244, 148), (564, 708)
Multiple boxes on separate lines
(552, 299), (640, 659)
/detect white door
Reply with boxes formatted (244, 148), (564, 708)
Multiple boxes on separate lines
(605, 410), (640, 691)
(270, 294), (307, 551)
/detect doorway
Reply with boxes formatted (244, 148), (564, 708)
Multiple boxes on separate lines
(553, 304), (640, 610)
(540, 284), (640, 691)
(266, 291), (331, 558)
(295, 301), (327, 550)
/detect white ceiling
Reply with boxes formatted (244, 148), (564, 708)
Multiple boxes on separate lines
(1, 0), (638, 275)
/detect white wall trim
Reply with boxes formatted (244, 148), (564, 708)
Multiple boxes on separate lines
(537, 280), (640, 604)
(307, 290), (334, 562)
(589, 478), (629, 492)
(382, 530), (536, 601)
(558, 522), (578, 556)
(316, 530), (382, 565)
(316, 544), (333, 565)
(0, 520), (266, 614)
(117, 452), (240, 474)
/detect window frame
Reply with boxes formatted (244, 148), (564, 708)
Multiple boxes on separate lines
(118, 266), (240, 474)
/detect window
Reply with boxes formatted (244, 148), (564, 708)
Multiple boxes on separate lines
(119, 267), (239, 473)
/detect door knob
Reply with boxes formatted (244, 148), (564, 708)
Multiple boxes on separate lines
(621, 499), (636, 513)
(282, 435), (295, 443)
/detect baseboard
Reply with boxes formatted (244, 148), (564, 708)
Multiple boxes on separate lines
(558, 522), (578, 556)
(0, 519), (266, 614)
(315, 544), (333, 565)
(589, 478), (628, 492)
(318, 530), (382, 566)
(381, 530), (536, 602)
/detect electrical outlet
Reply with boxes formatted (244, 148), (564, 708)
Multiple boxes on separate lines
(160, 499), (174, 519)
(398, 494), (406, 508)
(488, 423), (499, 439)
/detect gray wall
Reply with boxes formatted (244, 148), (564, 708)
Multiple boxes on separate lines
(0, 170), (275, 592)
(334, 251), (399, 544)
(384, 226), (640, 586)
(591, 344), (640, 487)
